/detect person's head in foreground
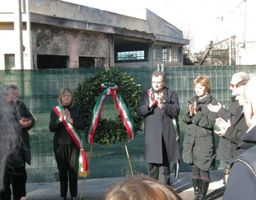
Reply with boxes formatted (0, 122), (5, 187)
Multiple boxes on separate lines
(230, 72), (250, 104)
(242, 75), (256, 128)
(0, 85), (17, 190)
(104, 175), (182, 200)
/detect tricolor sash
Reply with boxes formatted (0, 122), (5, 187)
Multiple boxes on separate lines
(53, 105), (88, 177)
(88, 83), (135, 145)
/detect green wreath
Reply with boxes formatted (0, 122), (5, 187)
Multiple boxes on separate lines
(73, 70), (142, 146)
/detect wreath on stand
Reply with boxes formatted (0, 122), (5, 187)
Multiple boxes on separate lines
(73, 70), (142, 174)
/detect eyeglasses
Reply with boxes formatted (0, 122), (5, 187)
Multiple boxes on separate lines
(152, 81), (163, 84)
(230, 80), (248, 88)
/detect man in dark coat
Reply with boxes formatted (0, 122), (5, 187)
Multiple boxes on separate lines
(0, 85), (35, 200)
(223, 76), (256, 200)
(137, 71), (180, 185)
(208, 72), (249, 163)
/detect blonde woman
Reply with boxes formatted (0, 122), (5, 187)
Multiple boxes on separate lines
(49, 88), (85, 200)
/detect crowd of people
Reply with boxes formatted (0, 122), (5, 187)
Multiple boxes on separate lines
(0, 70), (256, 200)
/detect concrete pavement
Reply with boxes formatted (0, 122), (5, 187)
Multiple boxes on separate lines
(26, 170), (225, 200)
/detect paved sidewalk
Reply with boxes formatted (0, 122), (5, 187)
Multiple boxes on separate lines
(26, 170), (225, 200)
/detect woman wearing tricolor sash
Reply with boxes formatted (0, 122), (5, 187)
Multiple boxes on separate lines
(49, 88), (86, 200)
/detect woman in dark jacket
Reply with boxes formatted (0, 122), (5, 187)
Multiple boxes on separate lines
(182, 76), (218, 200)
(49, 88), (85, 200)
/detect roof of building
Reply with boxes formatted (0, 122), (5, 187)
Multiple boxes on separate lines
(30, 0), (189, 45)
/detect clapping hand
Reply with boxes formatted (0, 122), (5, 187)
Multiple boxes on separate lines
(19, 117), (32, 128)
(59, 109), (73, 124)
(207, 103), (222, 113)
(188, 102), (197, 116)
(157, 92), (164, 109)
(59, 110), (65, 121)
(214, 117), (231, 136)
(64, 109), (73, 124)
(149, 93), (158, 108)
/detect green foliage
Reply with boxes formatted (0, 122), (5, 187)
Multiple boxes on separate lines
(73, 70), (142, 146)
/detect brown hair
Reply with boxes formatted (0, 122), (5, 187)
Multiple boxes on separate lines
(193, 76), (211, 93)
(104, 175), (182, 200)
(152, 71), (165, 81)
(58, 88), (73, 106)
(7, 84), (19, 91)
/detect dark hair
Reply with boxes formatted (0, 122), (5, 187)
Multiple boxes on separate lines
(152, 71), (165, 81)
(104, 175), (182, 200)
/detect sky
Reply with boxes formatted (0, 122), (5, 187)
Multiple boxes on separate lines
(62, 0), (253, 52)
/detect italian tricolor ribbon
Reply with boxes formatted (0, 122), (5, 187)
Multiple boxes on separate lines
(88, 83), (135, 145)
(53, 106), (88, 177)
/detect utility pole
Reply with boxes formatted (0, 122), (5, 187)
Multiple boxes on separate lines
(229, 37), (232, 65)
(14, 0), (24, 70)
(25, 0), (32, 69)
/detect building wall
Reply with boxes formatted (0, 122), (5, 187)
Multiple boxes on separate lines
(0, 0), (188, 69)
(32, 25), (110, 68)
(0, 26), (31, 70)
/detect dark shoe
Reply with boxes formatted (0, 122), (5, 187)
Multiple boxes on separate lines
(198, 180), (209, 200)
(61, 197), (67, 200)
(71, 197), (77, 200)
(192, 179), (201, 200)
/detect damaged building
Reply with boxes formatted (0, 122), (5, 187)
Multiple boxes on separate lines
(0, 0), (189, 70)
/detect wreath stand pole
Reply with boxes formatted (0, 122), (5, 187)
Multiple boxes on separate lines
(124, 143), (134, 176)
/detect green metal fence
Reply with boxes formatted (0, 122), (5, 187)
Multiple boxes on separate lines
(1, 65), (256, 182)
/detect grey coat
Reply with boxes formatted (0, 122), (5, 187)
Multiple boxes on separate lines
(183, 94), (218, 171)
(137, 87), (180, 164)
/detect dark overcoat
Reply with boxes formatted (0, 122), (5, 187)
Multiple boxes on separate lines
(137, 87), (180, 164)
(7, 100), (35, 166)
(183, 94), (218, 171)
(216, 99), (248, 161)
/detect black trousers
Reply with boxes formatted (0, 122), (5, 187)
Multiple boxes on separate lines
(54, 143), (79, 198)
(148, 138), (170, 185)
(0, 166), (27, 200)
(148, 163), (170, 185)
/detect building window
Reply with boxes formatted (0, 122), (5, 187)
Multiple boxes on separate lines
(5, 54), (15, 70)
(178, 47), (182, 62)
(117, 50), (145, 62)
(154, 46), (178, 63)
(37, 55), (69, 69)
(171, 47), (182, 63)
(79, 57), (95, 68)
(153, 46), (161, 62)
(162, 47), (168, 62)
(168, 48), (172, 62)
